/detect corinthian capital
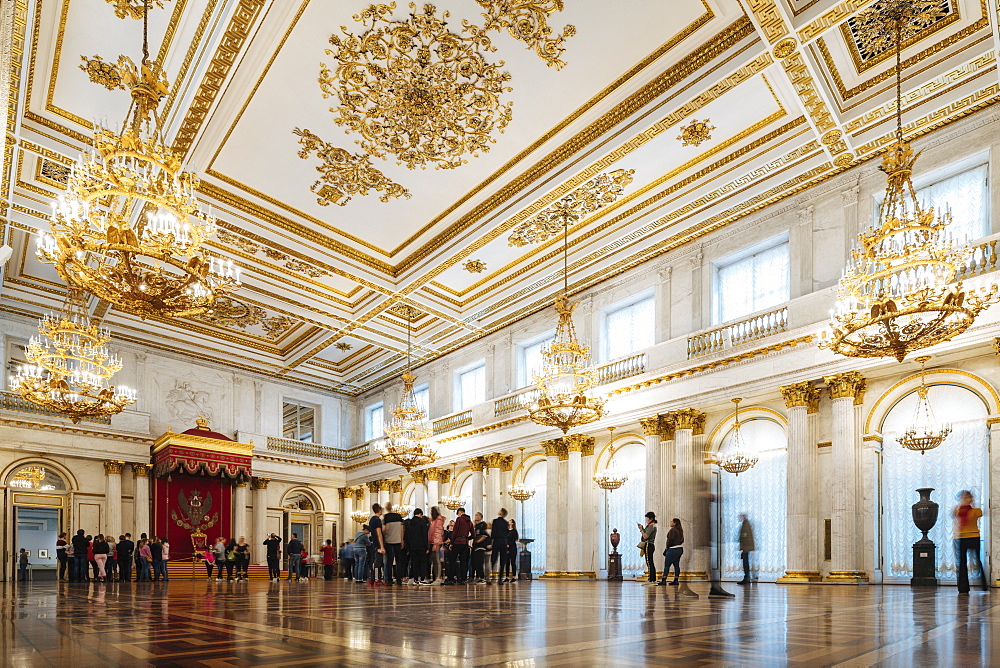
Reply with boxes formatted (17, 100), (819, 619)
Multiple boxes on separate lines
(668, 408), (706, 434)
(103, 460), (124, 475)
(131, 463), (150, 478)
(468, 456), (487, 472)
(639, 416), (663, 437)
(484, 453), (507, 470)
(541, 438), (563, 458)
(780, 381), (822, 413)
(823, 371), (866, 404)
(564, 434), (595, 455)
(411, 470), (427, 483)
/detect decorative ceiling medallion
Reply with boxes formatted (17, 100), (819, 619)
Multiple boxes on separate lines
(845, 0), (952, 67)
(292, 128), (410, 206)
(471, 0), (576, 69)
(463, 259), (487, 273)
(38, 159), (70, 185)
(79, 55), (123, 90)
(194, 296), (296, 340)
(215, 230), (330, 278)
(677, 118), (715, 147)
(508, 169), (635, 247)
(334, 341), (353, 352)
(389, 303), (422, 320)
(106, 0), (169, 20)
(320, 3), (513, 170)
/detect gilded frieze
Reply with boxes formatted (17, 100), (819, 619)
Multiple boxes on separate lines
(843, 0), (952, 71)
(193, 296), (297, 340)
(215, 229), (330, 278)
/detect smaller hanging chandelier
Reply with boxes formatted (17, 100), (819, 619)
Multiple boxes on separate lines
(440, 464), (467, 511)
(898, 356), (951, 454)
(351, 509), (370, 524)
(594, 426), (628, 491)
(377, 308), (436, 471)
(10, 291), (137, 423)
(8, 465), (47, 489)
(718, 398), (757, 476)
(507, 447), (536, 502)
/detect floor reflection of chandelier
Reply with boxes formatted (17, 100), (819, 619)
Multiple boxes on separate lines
(36, 4), (239, 319)
(718, 399), (757, 476)
(898, 356), (951, 454)
(10, 292), (136, 423)
(507, 447), (535, 501)
(822, 0), (997, 363)
(377, 308), (437, 471)
(594, 426), (628, 491)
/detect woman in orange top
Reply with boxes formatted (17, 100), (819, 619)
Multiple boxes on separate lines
(953, 490), (987, 594)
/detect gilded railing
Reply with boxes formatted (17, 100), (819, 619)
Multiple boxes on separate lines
(597, 352), (647, 384)
(265, 435), (349, 462)
(687, 307), (788, 358)
(432, 410), (473, 435)
(494, 389), (538, 418)
(0, 390), (112, 425)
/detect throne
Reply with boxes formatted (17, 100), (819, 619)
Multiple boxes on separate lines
(190, 530), (208, 552)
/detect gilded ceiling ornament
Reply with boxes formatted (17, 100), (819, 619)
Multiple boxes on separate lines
(772, 37), (797, 59)
(848, 0), (949, 63)
(334, 341), (353, 351)
(39, 160), (70, 185)
(508, 169), (635, 247)
(195, 296), (296, 340)
(215, 230), (330, 278)
(463, 259), (487, 273)
(284, 258), (327, 278)
(469, 0), (575, 69)
(320, 2), (513, 170)
(105, 0), (168, 20)
(292, 128), (410, 206)
(79, 55), (124, 90)
(677, 118), (715, 147)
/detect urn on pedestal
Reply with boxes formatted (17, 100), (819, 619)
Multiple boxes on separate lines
(911, 487), (939, 587)
(608, 528), (623, 581)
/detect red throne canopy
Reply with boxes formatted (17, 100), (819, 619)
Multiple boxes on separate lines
(152, 417), (252, 483)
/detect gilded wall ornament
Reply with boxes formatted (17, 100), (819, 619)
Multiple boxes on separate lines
(292, 128), (410, 206)
(320, 3), (513, 170)
(470, 0), (575, 69)
(463, 259), (487, 273)
(677, 118), (715, 147)
(105, 0), (168, 20)
(508, 169), (635, 247)
(79, 55), (124, 90)
(847, 0), (949, 63)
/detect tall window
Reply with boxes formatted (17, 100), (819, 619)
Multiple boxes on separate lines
(518, 335), (553, 388)
(519, 460), (547, 573)
(915, 164), (989, 243)
(413, 382), (430, 417)
(364, 402), (384, 441)
(714, 239), (789, 324)
(603, 442), (646, 574)
(604, 295), (654, 361)
(455, 363), (486, 411)
(282, 401), (316, 443)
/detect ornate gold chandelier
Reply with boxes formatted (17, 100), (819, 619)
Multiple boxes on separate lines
(351, 509), (370, 524)
(594, 426), (628, 491)
(8, 465), (46, 489)
(36, 4), (239, 319)
(377, 308), (437, 471)
(898, 356), (951, 454)
(10, 291), (136, 423)
(822, 0), (997, 363)
(507, 447), (535, 501)
(718, 399), (757, 476)
(441, 464), (466, 510)
(320, 2), (513, 171)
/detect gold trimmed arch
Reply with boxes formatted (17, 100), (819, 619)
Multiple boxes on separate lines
(865, 368), (998, 434)
(1, 457), (78, 491)
(706, 407), (787, 454)
(593, 432), (645, 475)
(279, 486), (324, 512)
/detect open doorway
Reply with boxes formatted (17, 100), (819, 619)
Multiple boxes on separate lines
(15, 507), (60, 580)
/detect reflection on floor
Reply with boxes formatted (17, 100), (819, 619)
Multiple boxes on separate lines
(2, 579), (995, 666)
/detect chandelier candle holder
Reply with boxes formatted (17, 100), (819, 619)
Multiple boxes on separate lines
(507, 447), (536, 501)
(718, 398), (757, 476)
(898, 356), (951, 454)
(822, 0), (998, 363)
(377, 308), (437, 471)
(11, 291), (136, 423)
(351, 509), (370, 524)
(36, 4), (239, 319)
(594, 426), (628, 491)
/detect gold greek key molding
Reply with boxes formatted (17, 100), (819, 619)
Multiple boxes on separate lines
(778, 51), (837, 134)
(132, 462), (150, 478)
(667, 408), (706, 434)
(797, 0), (870, 43)
(824, 371), (867, 404)
(780, 381), (822, 413)
(746, 0), (790, 43)
(103, 459), (124, 475)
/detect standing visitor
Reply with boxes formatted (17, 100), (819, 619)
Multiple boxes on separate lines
(491, 509), (510, 584)
(263, 533), (281, 581)
(18, 548), (28, 582)
(368, 504), (386, 586)
(70, 530), (88, 581)
(160, 537), (170, 581)
(213, 537), (227, 581)
(638, 512), (657, 584)
(286, 533), (304, 581)
(427, 507), (446, 583)
(657, 518), (684, 586)
(56, 533), (68, 581)
(202, 547), (216, 578)
(321, 539), (336, 580)
(381, 503), (404, 586)
(353, 526), (371, 583)
(92, 534), (110, 583)
(406, 508), (430, 584)
(86, 535), (98, 581)
(339, 541), (355, 580)
(118, 534), (134, 583)
(106, 535), (118, 582)
(452, 509), (473, 584)
(738, 513), (755, 584)
(150, 537), (164, 582)
(137, 539), (153, 581)
(442, 520), (456, 585)
(506, 519), (519, 582)
(235, 537), (250, 581)
(954, 490), (988, 594)
(472, 512), (491, 584)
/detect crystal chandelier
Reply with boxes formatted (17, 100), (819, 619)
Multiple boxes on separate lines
(8, 465), (46, 489)
(377, 308), (437, 471)
(441, 464), (466, 510)
(898, 356), (951, 454)
(718, 399), (757, 476)
(10, 291), (136, 423)
(822, 0), (997, 363)
(507, 447), (536, 502)
(594, 426), (628, 491)
(527, 198), (608, 433)
(36, 4), (239, 319)
(351, 509), (370, 524)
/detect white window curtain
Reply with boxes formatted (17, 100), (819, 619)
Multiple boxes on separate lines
(414, 383), (430, 416)
(519, 336), (553, 387)
(603, 443), (646, 574)
(520, 460), (547, 573)
(719, 419), (787, 580)
(881, 384), (988, 582)
(715, 242), (789, 324)
(604, 297), (654, 361)
(457, 365), (486, 410)
(365, 403), (384, 441)
(915, 165), (988, 243)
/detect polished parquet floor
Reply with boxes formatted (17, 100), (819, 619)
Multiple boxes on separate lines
(1, 577), (996, 666)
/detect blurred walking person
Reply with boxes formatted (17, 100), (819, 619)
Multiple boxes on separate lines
(738, 513), (755, 584)
(954, 490), (988, 594)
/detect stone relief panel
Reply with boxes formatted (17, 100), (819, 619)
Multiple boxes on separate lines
(150, 366), (233, 437)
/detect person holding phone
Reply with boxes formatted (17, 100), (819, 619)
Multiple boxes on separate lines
(639, 512), (658, 583)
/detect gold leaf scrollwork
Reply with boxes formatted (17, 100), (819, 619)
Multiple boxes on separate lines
(215, 230), (330, 278)
(195, 296), (296, 340)
(677, 119), (715, 147)
(105, 0), (168, 20)
(463, 259), (487, 273)
(79, 55), (124, 90)
(469, 0), (576, 69)
(319, 2), (514, 170)
(292, 128), (410, 206)
(507, 169), (635, 247)
(848, 0), (950, 63)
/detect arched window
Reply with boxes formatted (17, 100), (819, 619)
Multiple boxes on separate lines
(519, 460), (547, 573)
(602, 442), (646, 574)
(459, 474), (473, 507)
(881, 384), (988, 582)
(719, 418), (787, 580)
(6, 464), (67, 491)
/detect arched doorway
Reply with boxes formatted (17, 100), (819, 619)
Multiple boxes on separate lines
(600, 440), (646, 576)
(519, 459), (547, 574)
(281, 488), (325, 565)
(4, 462), (72, 581)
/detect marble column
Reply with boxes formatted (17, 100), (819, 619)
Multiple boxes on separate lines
(564, 434), (595, 577)
(378, 480), (391, 508)
(103, 460), (124, 537)
(778, 382), (823, 582)
(339, 488), (354, 540)
(468, 457), (486, 519)
(485, 453), (505, 518)
(541, 438), (563, 577)
(132, 463), (150, 537)
(389, 480), (402, 509)
(990, 419), (1000, 586)
(823, 371), (868, 582)
(233, 482), (249, 540)
(581, 439), (598, 576)
(668, 409), (707, 580)
(640, 416), (663, 518)
(366, 480), (381, 511)
(499, 456), (514, 511)
(409, 471), (425, 510)
(424, 468), (447, 511)
(252, 477), (270, 564)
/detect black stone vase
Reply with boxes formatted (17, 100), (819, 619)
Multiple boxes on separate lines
(910, 487), (939, 587)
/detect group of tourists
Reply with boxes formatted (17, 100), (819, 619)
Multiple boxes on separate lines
(352, 503), (521, 586)
(199, 536), (253, 581)
(56, 531), (169, 582)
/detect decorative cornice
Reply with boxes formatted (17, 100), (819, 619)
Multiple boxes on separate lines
(824, 371), (867, 404)
(780, 381), (822, 413)
(668, 408), (706, 434)
(103, 459), (124, 475)
(131, 463), (150, 478)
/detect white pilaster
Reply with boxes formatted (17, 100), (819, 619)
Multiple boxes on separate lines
(469, 458), (485, 519)
(233, 482), (248, 541)
(103, 460), (124, 537)
(566, 447), (583, 574)
(543, 439), (561, 576)
(669, 408), (707, 580)
(485, 457), (502, 518)
(990, 419), (1000, 586)
(132, 463), (150, 537)
(779, 382), (822, 582)
(641, 417), (662, 517)
(253, 477), (269, 564)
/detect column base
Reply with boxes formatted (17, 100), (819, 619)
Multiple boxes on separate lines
(777, 570), (823, 583)
(539, 571), (596, 579)
(824, 570), (869, 583)
(678, 571), (709, 581)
